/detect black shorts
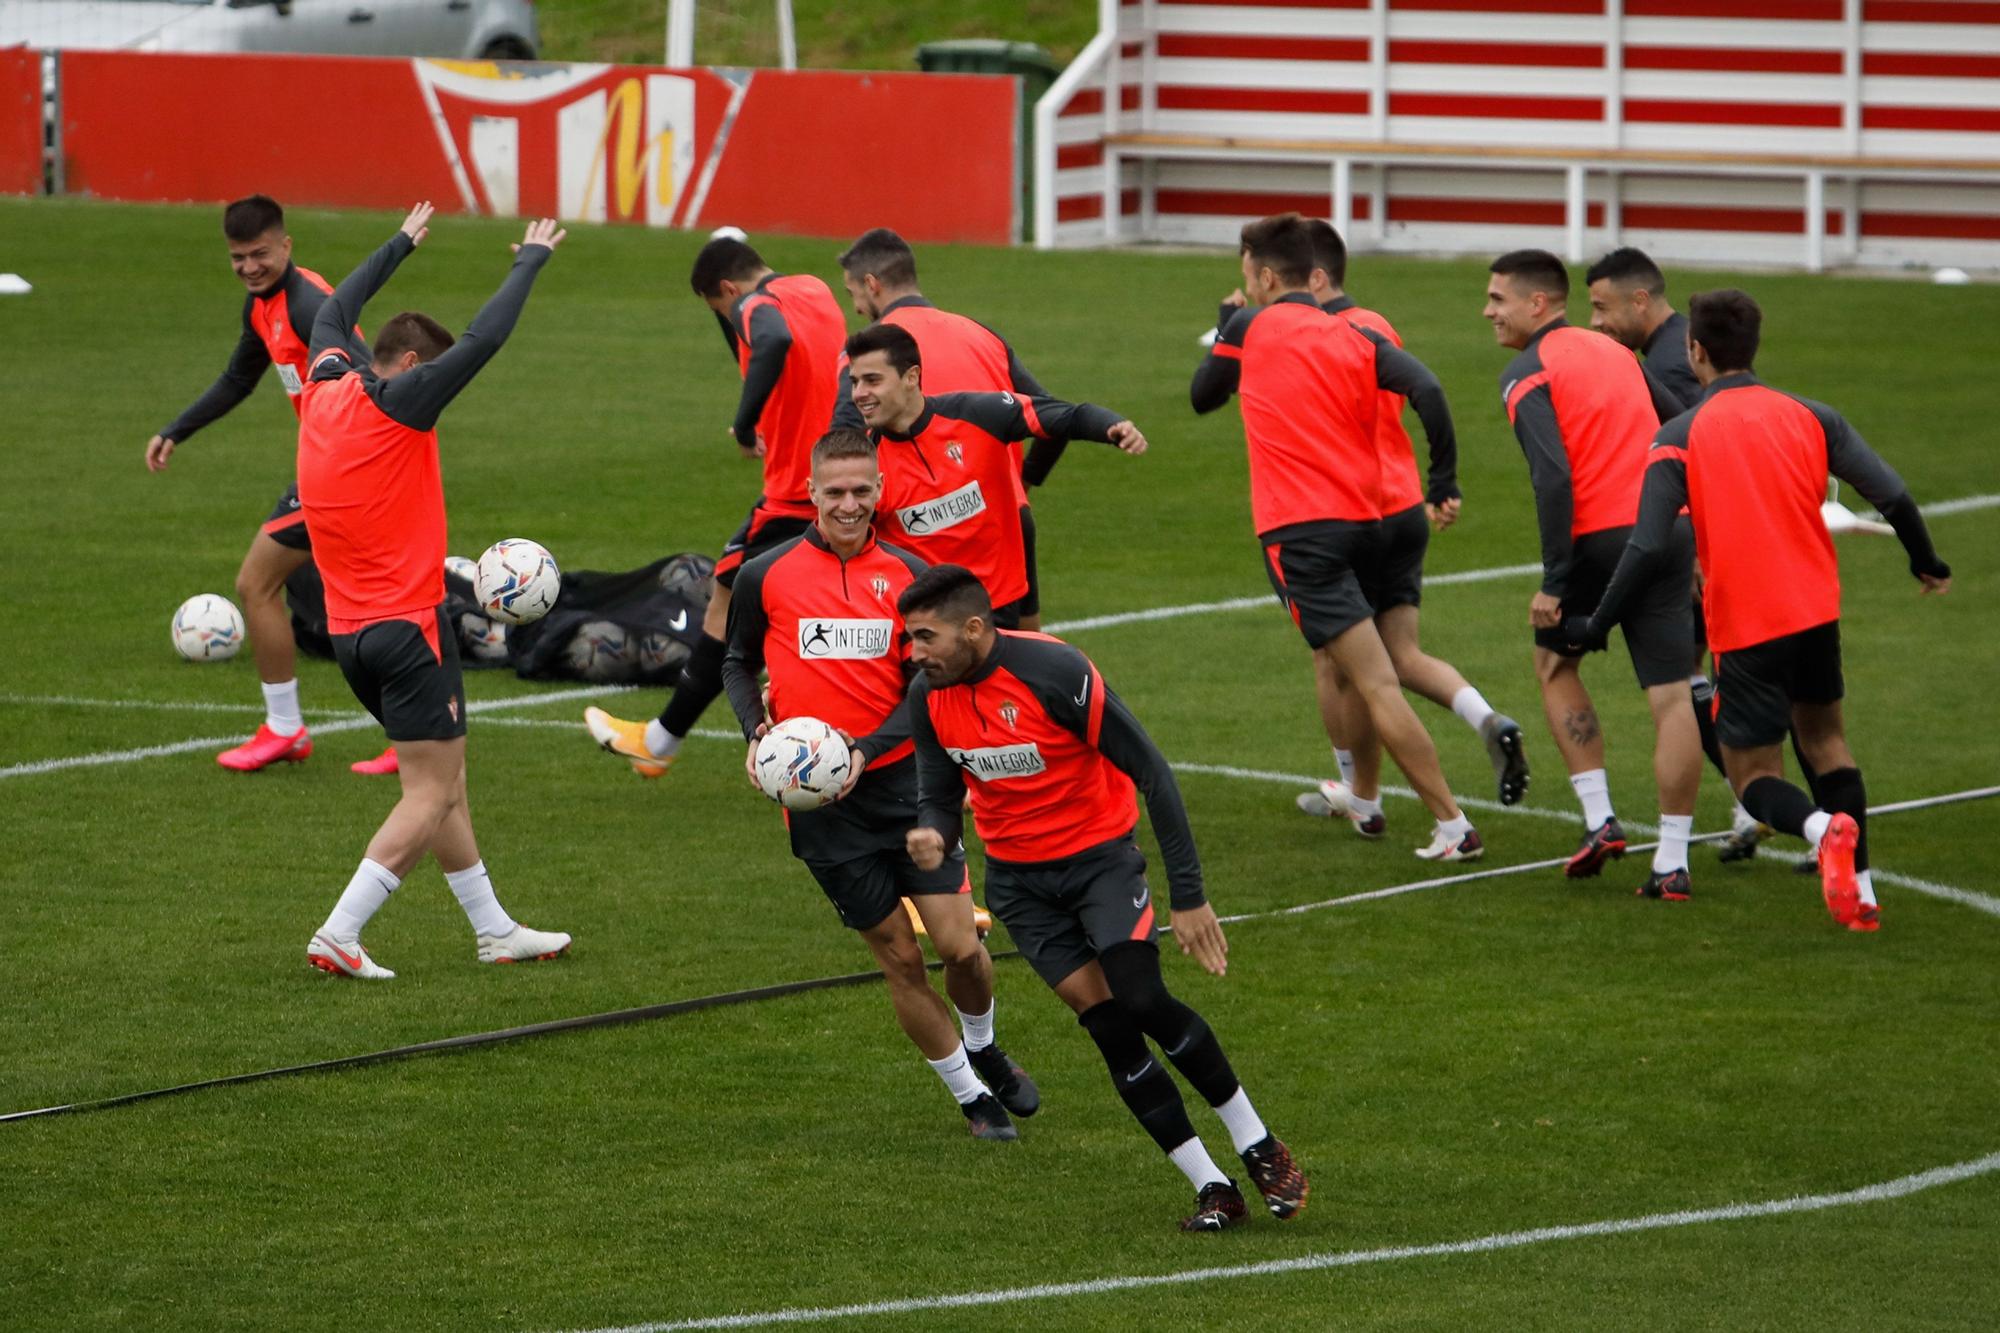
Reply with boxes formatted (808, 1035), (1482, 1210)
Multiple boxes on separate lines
(794, 758), (969, 931)
(1261, 519), (1381, 650)
(984, 834), (1158, 988)
(1537, 521), (1699, 688)
(1713, 620), (1844, 749)
(332, 603), (467, 743)
(1362, 502), (1429, 613)
(1016, 505), (1040, 618)
(260, 482), (312, 552)
(714, 497), (813, 589)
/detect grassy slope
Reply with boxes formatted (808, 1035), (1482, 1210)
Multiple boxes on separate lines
(2, 197), (1997, 1330)
(536, 0), (1097, 71)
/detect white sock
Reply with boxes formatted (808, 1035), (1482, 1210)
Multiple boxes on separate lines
(1348, 792), (1383, 820)
(1167, 1136), (1232, 1190)
(321, 858), (399, 940)
(1333, 748), (1357, 790)
(958, 1001), (995, 1053)
(1653, 814), (1694, 873)
(926, 1043), (988, 1105)
(1570, 769), (1614, 828)
(643, 719), (683, 759)
(262, 679), (304, 737)
(1438, 814), (1473, 842)
(1731, 801), (1758, 833)
(1451, 685), (1496, 733)
(1213, 1086), (1269, 1155)
(445, 861), (516, 938)
(1857, 869), (1877, 907)
(1803, 810), (1832, 848)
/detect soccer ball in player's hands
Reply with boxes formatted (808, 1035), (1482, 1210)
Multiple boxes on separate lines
(474, 538), (561, 625)
(171, 593), (245, 662)
(752, 717), (853, 811)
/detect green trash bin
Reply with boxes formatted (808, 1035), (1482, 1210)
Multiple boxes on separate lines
(915, 39), (1060, 239)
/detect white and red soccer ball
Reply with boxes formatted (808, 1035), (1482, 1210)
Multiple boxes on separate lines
(753, 716), (852, 811)
(474, 538), (561, 625)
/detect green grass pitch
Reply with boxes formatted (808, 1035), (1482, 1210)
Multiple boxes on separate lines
(3, 197), (1997, 1330)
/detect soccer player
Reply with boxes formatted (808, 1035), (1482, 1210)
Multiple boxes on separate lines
(1572, 289), (1950, 931)
(719, 430), (1037, 1140)
(145, 194), (397, 776)
(1585, 247), (1700, 409)
(1292, 218), (1530, 831)
(842, 323), (1145, 625)
(1191, 213), (1481, 862)
(1588, 246), (1804, 862)
(1484, 248), (1703, 899)
(832, 227), (1063, 630)
(585, 237), (848, 778)
(297, 203), (572, 978)
(901, 564), (1308, 1231)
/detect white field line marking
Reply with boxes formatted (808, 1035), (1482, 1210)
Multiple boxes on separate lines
(1040, 490), (1997, 636)
(1919, 493), (2000, 517)
(0, 684), (635, 780)
(562, 1149), (2000, 1333)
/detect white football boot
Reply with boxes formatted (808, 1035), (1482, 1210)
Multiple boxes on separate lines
(307, 933), (396, 979)
(477, 924), (573, 964)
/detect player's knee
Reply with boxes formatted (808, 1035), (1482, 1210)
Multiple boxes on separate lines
(234, 563), (279, 605)
(932, 931), (985, 972)
(1098, 941), (1176, 1027)
(874, 936), (929, 989)
(1077, 999), (1148, 1071)
(1534, 652), (1574, 687)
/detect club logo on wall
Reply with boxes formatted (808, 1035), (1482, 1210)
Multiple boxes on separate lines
(414, 61), (705, 225)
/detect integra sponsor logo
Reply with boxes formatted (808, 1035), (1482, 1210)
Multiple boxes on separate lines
(897, 480), (985, 536)
(797, 618), (894, 659)
(947, 743), (1047, 781)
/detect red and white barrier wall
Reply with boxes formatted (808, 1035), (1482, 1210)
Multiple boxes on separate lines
(4, 52), (1018, 245)
(1037, 0), (2000, 269)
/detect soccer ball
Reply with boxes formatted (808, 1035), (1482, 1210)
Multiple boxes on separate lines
(635, 630), (689, 677)
(474, 538), (561, 625)
(457, 611), (510, 663)
(170, 593), (245, 662)
(753, 716), (853, 811)
(563, 619), (633, 680)
(443, 554), (478, 584)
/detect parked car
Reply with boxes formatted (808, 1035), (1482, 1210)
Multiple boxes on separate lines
(0, 0), (538, 61)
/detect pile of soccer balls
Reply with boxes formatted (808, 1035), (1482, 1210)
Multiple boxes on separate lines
(170, 537), (561, 664)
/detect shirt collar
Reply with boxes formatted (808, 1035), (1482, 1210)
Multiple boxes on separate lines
(877, 398), (935, 443)
(1321, 294), (1357, 314)
(802, 522), (878, 558)
(1699, 370), (1761, 401)
(881, 293), (933, 315)
(1524, 316), (1569, 349)
(1641, 310), (1685, 358)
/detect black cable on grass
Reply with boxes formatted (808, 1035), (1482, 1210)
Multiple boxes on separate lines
(8, 785), (1991, 1127)
(1, 951), (1016, 1126)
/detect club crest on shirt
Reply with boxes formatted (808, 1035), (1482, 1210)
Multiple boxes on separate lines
(870, 575), (891, 601)
(999, 701), (1019, 730)
(946, 442), (964, 465)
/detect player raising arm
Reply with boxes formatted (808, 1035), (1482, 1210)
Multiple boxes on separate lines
(903, 565), (1307, 1232)
(719, 431), (1039, 1141)
(1572, 289), (1950, 933)
(144, 195), (396, 776)
(298, 203), (572, 978)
